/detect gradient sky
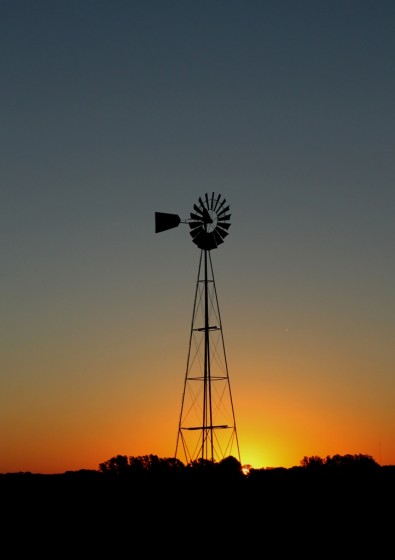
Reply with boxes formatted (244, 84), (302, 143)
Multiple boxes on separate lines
(1, 1), (394, 474)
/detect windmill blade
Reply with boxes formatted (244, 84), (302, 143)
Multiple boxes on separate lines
(206, 235), (218, 250)
(191, 228), (218, 250)
(217, 221), (231, 231)
(216, 225), (229, 241)
(190, 227), (204, 242)
(216, 198), (226, 213)
(193, 204), (204, 216)
(213, 229), (224, 247)
(213, 193), (222, 211)
(218, 213), (231, 222)
(201, 231), (217, 250)
(210, 192), (215, 209)
(190, 224), (203, 237)
(190, 211), (203, 221)
(217, 205), (230, 218)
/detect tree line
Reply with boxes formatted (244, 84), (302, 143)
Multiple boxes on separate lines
(92, 451), (391, 486)
(98, 451), (380, 475)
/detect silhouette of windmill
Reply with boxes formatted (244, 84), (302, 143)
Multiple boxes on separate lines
(155, 193), (241, 465)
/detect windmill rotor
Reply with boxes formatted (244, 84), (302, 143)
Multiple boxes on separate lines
(155, 192), (231, 251)
(188, 192), (231, 250)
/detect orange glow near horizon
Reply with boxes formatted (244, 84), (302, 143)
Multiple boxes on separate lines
(1, 343), (394, 474)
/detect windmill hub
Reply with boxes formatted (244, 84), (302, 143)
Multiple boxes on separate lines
(204, 210), (216, 231)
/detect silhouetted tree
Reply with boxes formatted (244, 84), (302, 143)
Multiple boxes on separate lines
(186, 457), (216, 478)
(129, 454), (185, 479)
(99, 453), (186, 480)
(300, 453), (379, 472)
(99, 454), (129, 474)
(300, 455), (324, 469)
(324, 453), (379, 471)
(218, 455), (243, 478)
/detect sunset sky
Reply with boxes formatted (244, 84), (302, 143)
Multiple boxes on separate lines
(1, 1), (394, 474)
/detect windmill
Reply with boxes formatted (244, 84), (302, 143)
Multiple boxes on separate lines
(155, 192), (241, 465)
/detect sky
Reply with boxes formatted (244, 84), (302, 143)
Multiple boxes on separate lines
(1, 0), (394, 474)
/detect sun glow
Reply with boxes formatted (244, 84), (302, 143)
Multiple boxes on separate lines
(240, 446), (268, 471)
(242, 464), (252, 475)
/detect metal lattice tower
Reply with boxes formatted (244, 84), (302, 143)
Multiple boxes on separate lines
(155, 193), (241, 465)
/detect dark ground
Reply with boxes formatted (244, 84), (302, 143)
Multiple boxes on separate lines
(2, 466), (394, 554)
